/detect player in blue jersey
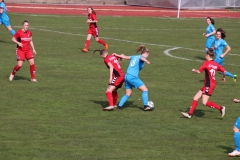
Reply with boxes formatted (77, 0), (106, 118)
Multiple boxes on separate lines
(228, 117), (240, 157)
(213, 28), (237, 82)
(0, 0), (15, 35)
(112, 45), (153, 111)
(202, 17), (216, 52)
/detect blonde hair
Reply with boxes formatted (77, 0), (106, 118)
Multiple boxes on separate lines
(136, 45), (149, 54)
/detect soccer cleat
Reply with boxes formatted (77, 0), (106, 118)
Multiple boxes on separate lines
(181, 112), (192, 118)
(81, 48), (88, 53)
(220, 106), (225, 118)
(143, 106), (154, 111)
(31, 79), (37, 82)
(233, 75), (237, 82)
(228, 150), (240, 157)
(104, 43), (108, 50)
(9, 74), (14, 81)
(102, 106), (114, 111)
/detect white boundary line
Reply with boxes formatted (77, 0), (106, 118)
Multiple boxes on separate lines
(30, 27), (240, 66)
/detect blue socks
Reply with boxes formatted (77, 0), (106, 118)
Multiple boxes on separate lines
(220, 71), (234, 78)
(118, 95), (130, 107)
(142, 91), (148, 106)
(10, 29), (16, 36)
(234, 132), (240, 151)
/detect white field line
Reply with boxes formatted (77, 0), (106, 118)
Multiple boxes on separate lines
(30, 27), (240, 66)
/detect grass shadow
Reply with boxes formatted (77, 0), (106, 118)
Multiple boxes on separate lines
(180, 108), (206, 118)
(0, 40), (12, 44)
(217, 145), (234, 153)
(6, 75), (30, 81)
(90, 100), (142, 110)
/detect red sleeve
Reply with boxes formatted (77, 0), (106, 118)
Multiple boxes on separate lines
(14, 31), (19, 39)
(198, 62), (206, 73)
(218, 65), (226, 73)
(91, 14), (97, 21)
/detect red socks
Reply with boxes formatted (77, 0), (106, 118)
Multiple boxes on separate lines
(97, 38), (106, 46)
(85, 40), (90, 49)
(12, 65), (21, 75)
(106, 92), (114, 106)
(112, 91), (118, 106)
(30, 64), (36, 79)
(188, 100), (198, 115)
(206, 101), (221, 110)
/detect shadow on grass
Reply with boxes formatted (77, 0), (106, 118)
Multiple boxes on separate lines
(90, 100), (142, 110)
(180, 108), (205, 118)
(6, 75), (30, 81)
(0, 40), (12, 44)
(217, 145), (234, 153)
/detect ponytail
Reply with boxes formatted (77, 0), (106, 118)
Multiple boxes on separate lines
(136, 44), (149, 54)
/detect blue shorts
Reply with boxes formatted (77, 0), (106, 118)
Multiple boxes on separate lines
(234, 117), (240, 129)
(0, 18), (10, 27)
(124, 73), (144, 89)
(205, 37), (215, 49)
(214, 58), (224, 66)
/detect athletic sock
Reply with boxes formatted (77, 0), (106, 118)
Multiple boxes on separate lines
(97, 38), (106, 46)
(12, 65), (21, 75)
(188, 100), (198, 115)
(234, 132), (240, 151)
(142, 91), (148, 106)
(220, 71), (234, 78)
(10, 29), (16, 36)
(118, 95), (129, 107)
(112, 91), (118, 106)
(30, 64), (36, 79)
(205, 101), (221, 110)
(106, 91), (114, 106)
(85, 40), (90, 49)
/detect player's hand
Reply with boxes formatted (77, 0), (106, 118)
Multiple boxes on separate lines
(203, 33), (206, 36)
(146, 60), (150, 65)
(234, 99), (240, 103)
(192, 69), (196, 72)
(18, 43), (23, 47)
(221, 78), (226, 83)
(220, 54), (224, 58)
(33, 49), (37, 55)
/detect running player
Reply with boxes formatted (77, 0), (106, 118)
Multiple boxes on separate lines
(112, 45), (152, 111)
(213, 28), (237, 82)
(228, 117), (240, 157)
(181, 49), (226, 118)
(81, 7), (108, 53)
(9, 20), (37, 82)
(0, 0), (15, 35)
(202, 17), (215, 52)
(93, 49), (124, 111)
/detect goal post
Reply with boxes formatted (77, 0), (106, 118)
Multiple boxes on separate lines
(177, 0), (182, 18)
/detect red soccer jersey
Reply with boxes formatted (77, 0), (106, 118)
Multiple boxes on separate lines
(14, 29), (32, 51)
(104, 55), (124, 77)
(88, 13), (97, 29)
(198, 60), (226, 88)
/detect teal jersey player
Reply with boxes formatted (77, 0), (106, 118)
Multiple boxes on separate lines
(0, 0), (15, 35)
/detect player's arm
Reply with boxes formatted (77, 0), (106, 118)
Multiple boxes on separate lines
(112, 53), (130, 60)
(0, 7), (3, 14)
(218, 66), (226, 82)
(140, 57), (150, 65)
(107, 62), (113, 84)
(220, 45), (231, 58)
(12, 36), (22, 47)
(233, 126), (240, 132)
(30, 38), (37, 54)
(205, 30), (216, 37)
(191, 69), (201, 74)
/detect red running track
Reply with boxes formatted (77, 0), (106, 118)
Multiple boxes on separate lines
(6, 3), (240, 18)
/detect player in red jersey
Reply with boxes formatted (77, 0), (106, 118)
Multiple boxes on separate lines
(94, 49), (124, 111)
(9, 20), (37, 82)
(181, 48), (226, 118)
(81, 6), (108, 53)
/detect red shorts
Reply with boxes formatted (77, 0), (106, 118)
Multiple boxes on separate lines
(88, 27), (99, 37)
(16, 48), (34, 61)
(201, 86), (215, 96)
(110, 75), (124, 88)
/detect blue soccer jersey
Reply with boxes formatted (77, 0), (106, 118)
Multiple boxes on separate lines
(234, 117), (240, 129)
(214, 38), (228, 60)
(0, 2), (9, 21)
(126, 55), (145, 77)
(206, 24), (215, 38)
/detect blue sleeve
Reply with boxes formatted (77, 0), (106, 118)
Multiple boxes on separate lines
(234, 117), (240, 129)
(222, 40), (228, 47)
(139, 56), (145, 70)
(210, 25), (215, 32)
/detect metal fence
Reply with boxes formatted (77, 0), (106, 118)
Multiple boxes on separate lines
(126, 0), (240, 9)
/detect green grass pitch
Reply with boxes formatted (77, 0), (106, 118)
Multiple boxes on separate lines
(0, 13), (240, 159)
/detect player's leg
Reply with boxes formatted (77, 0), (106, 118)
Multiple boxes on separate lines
(118, 89), (132, 110)
(103, 85), (117, 111)
(82, 30), (92, 52)
(9, 60), (23, 81)
(3, 19), (15, 35)
(28, 58), (37, 82)
(94, 28), (108, 50)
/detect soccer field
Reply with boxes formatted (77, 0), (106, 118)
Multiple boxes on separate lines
(1, 13), (240, 159)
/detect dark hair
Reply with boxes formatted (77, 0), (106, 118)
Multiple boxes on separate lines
(216, 28), (226, 39)
(88, 6), (96, 15)
(207, 48), (214, 57)
(207, 17), (214, 25)
(93, 49), (108, 56)
(136, 45), (149, 54)
(22, 20), (29, 25)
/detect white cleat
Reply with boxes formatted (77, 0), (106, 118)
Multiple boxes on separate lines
(220, 106), (225, 118)
(181, 112), (192, 118)
(103, 106), (115, 111)
(9, 74), (14, 81)
(31, 79), (37, 82)
(228, 150), (240, 157)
